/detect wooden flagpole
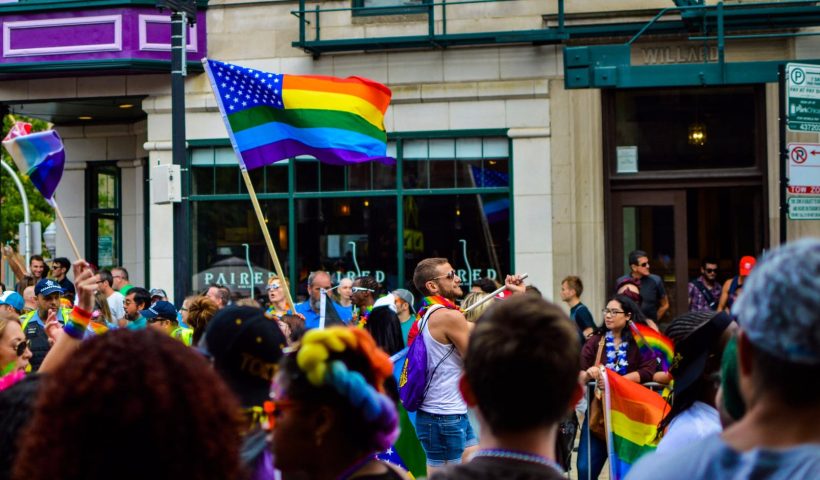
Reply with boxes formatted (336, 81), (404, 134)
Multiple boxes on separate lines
(51, 197), (82, 261)
(240, 169), (296, 312)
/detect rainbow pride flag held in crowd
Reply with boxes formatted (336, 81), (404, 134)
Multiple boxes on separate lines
(381, 347), (426, 479)
(602, 369), (668, 480)
(2, 121), (65, 205)
(202, 59), (394, 169)
(629, 321), (674, 372)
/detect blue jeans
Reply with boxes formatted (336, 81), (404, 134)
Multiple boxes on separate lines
(577, 415), (607, 480)
(415, 410), (478, 466)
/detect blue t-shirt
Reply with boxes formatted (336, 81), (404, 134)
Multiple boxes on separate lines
(295, 300), (352, 329)
(627, 434), (820, 480)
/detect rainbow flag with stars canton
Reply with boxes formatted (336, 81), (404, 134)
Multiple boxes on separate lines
(202, 59), (394, 170)
(2, 121), (65, 205)
(629, 321), (674, 372)
(603, 369), (668, 480)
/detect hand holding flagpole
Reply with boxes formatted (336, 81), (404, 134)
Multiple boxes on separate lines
(462, 273), (528, 313)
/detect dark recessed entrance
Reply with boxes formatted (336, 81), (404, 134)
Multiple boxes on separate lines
(604, 85), (768, 324)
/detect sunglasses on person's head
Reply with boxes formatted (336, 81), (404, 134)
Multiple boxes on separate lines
(351, 286), (375, 293)
(15, 339), (30, 357)
(428, 270), (458, 282)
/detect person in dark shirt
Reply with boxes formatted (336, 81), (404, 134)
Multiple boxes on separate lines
(615, 250), (669, 323)
(560, 275), (595, 343)
(50, 258), (75, 300)
(431, 295), (582, 480)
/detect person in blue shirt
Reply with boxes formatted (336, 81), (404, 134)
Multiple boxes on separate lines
(295, 271), (352, 329)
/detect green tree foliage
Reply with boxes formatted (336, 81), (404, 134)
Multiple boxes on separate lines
(0, 115), (57, 255)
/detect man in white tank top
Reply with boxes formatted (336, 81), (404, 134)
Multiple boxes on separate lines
(411, 258), (476, 475)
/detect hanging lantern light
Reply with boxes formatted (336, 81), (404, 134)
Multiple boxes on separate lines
(688, 122), (706, 146)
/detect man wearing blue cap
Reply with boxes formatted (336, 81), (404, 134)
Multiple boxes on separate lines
(142, 300), (193, 346)
(20, 279), (71, 371)
(0, 290), (25, 316)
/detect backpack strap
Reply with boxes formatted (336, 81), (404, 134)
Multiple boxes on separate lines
(416, 304), (456, 404)
(693, 280), (717, 310)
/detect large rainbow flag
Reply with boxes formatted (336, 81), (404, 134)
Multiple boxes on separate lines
(629, 321), (674, 372)
(2, 121), (65, 205)
(202, 59), (393, 170)
(602, 369), (668, 480)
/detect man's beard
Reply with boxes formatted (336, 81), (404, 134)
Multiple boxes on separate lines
(126, 310), (139, 321)
(309, 295), (321, 312)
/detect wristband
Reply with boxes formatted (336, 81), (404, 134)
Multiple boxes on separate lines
(64, 306), (93, 340)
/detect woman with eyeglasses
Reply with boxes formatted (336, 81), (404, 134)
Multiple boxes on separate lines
(576, 294), (658, 480)
(0, 311), (32, 389)
(269, 326), (408, 479)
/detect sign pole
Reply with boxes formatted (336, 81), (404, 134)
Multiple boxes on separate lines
(779, 63), (788, 244)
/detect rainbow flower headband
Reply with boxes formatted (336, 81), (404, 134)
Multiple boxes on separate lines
(296, 327), (398, 450)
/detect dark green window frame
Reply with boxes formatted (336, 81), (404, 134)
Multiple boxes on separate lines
(351, 0), (431, 17)
(85, 162), (123, 271)
(186, 128), (514, 290)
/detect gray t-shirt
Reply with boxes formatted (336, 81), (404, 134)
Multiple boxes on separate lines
(627, 434), (820, 480)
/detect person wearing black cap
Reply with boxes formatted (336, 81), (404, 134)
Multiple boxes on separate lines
(142, 301), (192, 346)
(200, 306), (288, 479)
(654, 311), (736, 454)
(20, 279), (70, 371)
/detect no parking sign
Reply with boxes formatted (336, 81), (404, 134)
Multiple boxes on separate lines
(787, 143), (820, 195)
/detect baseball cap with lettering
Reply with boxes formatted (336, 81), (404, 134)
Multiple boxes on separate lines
(34, 279), (64, 297)
(201, 306), (287, 408)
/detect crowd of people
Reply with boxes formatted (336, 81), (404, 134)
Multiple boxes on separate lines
(0, 238), (818, 479)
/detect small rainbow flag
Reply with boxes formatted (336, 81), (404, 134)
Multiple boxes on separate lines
(2, 121), (65, 205)
(603, 369), (668, 480)
(629, 321), (674, 372)
(202, 59), (393, 170)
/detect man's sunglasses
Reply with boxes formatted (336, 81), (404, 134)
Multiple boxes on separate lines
(704, 268), (718, 273)
(351, 287), (375, 293)
(428, 270), (458, 282)
(15, 339), (30, 357)
(639, 262), (650, 268)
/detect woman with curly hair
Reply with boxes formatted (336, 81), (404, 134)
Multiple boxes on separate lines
(13, 328), (242, 480)
(185, 295), (219, 345)
(270, 327), (408, 479)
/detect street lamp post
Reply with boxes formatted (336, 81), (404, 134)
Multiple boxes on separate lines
(156, 0), (195, 304)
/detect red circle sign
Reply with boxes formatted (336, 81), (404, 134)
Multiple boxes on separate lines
(792, 146), (808, 164)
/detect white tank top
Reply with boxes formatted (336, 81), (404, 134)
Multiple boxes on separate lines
(419, 306), (468, 415)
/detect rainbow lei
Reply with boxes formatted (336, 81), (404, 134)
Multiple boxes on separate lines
(356, 305), (373, 329)
(417, 295), (460, 319)
(0, 362), (25, 392)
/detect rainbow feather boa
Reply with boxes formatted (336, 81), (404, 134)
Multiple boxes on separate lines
(296, 327), (399, 450)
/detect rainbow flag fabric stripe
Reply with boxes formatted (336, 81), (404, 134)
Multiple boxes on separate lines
(603, 369), (668, 480)
(203, 59), (393, 170)
(2, 121), (65, 204)
(629, 321), (674, 372)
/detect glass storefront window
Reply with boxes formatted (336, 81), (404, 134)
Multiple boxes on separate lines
(189, 134), (511, 299)
(295, 197), (398, 294)
(613, 86), (760, 171)
(402, 193), (510, 292)
(191, 147), (288, 195)
(191, 200), (289, 298)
